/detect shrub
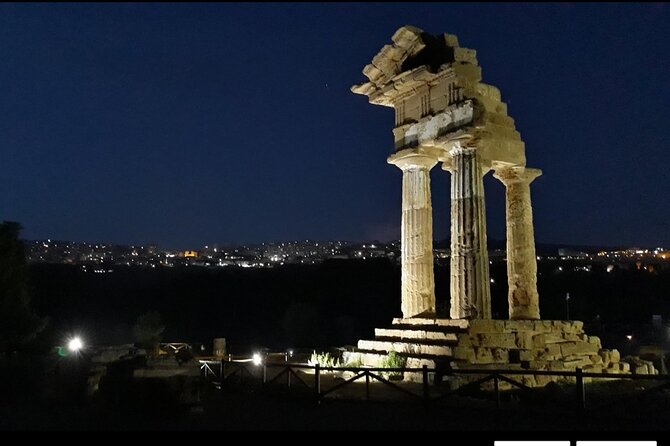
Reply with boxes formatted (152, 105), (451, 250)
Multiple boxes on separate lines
(344, 356), (362, 368)
(308, 350), (342, 368)
(380, 351), (406, 379)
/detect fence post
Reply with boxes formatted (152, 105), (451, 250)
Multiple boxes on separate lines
(494, 374), (501, 409)
(422, 365), (429, 401)
(576, 367), (586, 412)
(263, 364), (267, 384)
(287, 366), (292, 388)
(365, 371), (370, 401)
(220, 359), (223, 381)
(314, 364), (321, 403)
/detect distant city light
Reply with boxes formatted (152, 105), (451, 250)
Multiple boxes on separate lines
(252, 353), (263, 366)
(68, 337), (83, 352)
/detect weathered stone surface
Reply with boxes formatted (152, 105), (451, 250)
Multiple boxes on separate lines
(515, 331), (534, 349)
(389, 152), (438, 318)
(352, 318), (654, 388)
(358, 339), (453, 357)
(374, 328), (458, 342)
(392, 317), (470, 329)
(472, 333), (517, 349)
(493, 167), (541, 320)
(446, 144), (491, 320)
(560, 341), (599, 356)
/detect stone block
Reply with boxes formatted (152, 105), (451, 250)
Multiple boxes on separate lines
(515, 331), (534, 349)
(392, 318), (470, 330)
(532, 321), (553, 333)
(473, 347), (493, 363)
(544, 334), (566, 344)
(453, 346), (475, 362)
(587, 336), (602, 349)
(611, 349), (621, 363)
(457, 333), (473, 347)
(469, 319), (501, 333)
(374, 328), (459, 342)
(599, 349), (612, 367)
(589, 354), (603, 365)
(634, 364), (649, 375)
(509, 349), (534, 363)
(562, 333), (581, 342)
(603, 365), (620, 375)
(454, 47), (477, 65)
(475, 333), (517, 349)
(548, 360), (569, 371)
(491, 348), (509, 363)
(517, 350), (535, 361)
(619, 362), (630, 373)
(560, 341), (598, 356)
(583, 364), (602, 373)
(523, 360), (548, 370)
(563, 358), (593, 369)
(532, 333), (546, 348)
(543, 343), (561, 357)
(443, 33), (459, 48)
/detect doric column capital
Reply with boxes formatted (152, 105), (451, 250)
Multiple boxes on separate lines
(388, 151), (438, 171)
(493, 166), (542, 186)
(442, 152), (491, 176)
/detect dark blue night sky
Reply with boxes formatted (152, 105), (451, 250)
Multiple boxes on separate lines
(1, 3), (668, 250)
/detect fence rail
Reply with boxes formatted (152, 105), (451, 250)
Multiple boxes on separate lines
(198, 358), (670, 412)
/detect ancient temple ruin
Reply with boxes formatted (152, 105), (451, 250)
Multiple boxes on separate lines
(345, 26), (657, 384)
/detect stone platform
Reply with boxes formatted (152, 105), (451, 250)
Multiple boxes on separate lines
(343, 318), (658, 386)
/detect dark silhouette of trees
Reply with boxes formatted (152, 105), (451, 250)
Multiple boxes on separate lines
(0, 221), (46, 353)
(132, 311), (165, 355)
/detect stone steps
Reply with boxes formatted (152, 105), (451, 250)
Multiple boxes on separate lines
(374, 328), (459, 343)
(392, 318), (470, 331)
(357, 339), (454, 357)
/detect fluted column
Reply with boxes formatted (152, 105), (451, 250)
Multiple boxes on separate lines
(389, 153), (438, 318)
(494, 167), (542, 320)
(446, 144), (491, 319)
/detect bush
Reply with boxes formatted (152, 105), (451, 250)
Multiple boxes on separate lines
(308, 350), (342, 368)
(344, 356), (362, 368)
(380, 351), (406, 379)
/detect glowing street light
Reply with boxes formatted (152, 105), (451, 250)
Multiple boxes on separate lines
(626, 335), (633, 341)
(68, 337), (83, 352)
(252, 352), (263, 366)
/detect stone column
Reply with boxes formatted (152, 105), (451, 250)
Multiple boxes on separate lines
(446, 144), (492, 319)
(389, 153), (438, 318)
(494, 166), (542, 320)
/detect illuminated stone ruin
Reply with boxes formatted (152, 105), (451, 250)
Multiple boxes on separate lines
(352, 26), (538, 321)
(345, 26), (656, 384)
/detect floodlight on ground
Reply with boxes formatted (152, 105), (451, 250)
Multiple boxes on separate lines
(68, 337), (83, 352)
(252, 352), (263, 366)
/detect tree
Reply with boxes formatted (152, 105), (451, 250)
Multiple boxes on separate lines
(132, 311), (165, 354)
(0, 221), (46, 353)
